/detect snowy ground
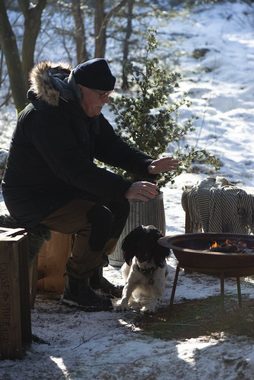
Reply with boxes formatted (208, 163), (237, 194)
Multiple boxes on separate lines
(1, 1), (254, 379)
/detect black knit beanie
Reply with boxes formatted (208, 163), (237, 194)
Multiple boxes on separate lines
(72, 58), (116, 91)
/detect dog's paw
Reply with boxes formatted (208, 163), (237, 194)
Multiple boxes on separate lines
(140, 304), (157, 314)
(113, 298), (129, 311)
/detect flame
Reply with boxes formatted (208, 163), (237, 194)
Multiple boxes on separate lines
(211, 241), (219, 248)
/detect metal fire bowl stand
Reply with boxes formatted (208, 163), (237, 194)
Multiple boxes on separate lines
(159, 232), (254, 309)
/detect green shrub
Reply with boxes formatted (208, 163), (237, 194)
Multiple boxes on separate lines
(109, 29), (220, 187)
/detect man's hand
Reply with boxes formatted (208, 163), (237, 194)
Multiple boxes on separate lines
(148, 157), (179, 175)
(125, 181), (159, 202)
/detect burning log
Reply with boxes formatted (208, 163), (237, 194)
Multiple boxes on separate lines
(209, 239), (253, 254)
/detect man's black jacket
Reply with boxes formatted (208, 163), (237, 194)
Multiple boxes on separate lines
(2, 62), (153, 228)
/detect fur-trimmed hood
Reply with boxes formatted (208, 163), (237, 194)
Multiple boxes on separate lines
(28, 61), (79, 106)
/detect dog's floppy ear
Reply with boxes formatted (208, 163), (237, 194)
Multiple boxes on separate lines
(154, 237), (170, 267)
(147, 228), (170, 267)
(148, 226), (164, 241)
(121, 225), (145, 265)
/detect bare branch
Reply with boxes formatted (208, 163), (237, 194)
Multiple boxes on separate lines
(96, 0), (129, 41)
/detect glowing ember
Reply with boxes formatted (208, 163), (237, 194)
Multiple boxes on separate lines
(209, 239), (254, 254)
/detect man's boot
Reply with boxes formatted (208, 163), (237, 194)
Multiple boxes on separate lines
(61, 274), (113, 311)
(90, 267), (123, 298)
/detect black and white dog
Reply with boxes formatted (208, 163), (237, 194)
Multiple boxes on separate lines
(114, 225), (170, 313)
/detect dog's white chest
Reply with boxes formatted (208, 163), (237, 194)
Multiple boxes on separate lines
(137, 268), (155, 285)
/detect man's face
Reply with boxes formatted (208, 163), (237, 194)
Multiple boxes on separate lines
(79, 85), (112, 117)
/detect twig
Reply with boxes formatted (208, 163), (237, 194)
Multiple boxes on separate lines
(72, 333), (101, 350)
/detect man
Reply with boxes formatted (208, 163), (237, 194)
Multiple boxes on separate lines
(2, 58), (178, 311)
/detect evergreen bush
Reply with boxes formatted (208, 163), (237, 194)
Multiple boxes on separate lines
(109, 29), (220, 187)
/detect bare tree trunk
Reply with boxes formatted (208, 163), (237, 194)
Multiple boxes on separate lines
(94, 0), (129, 58)
(71, 0), (88, 63)
(122, 0), (134, 90)
(0, 49), (12, 108)
(0, 0), (27, 111)
(19, 0), (47, 89)
(94, 0), (106, 58)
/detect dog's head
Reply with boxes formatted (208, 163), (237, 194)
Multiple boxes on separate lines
(121, 225), (170, 267)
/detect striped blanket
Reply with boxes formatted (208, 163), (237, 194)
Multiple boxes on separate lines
(182, 177), (254, 234)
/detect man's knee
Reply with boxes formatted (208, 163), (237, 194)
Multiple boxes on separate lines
(107, 198), (130, 238)
(87, 204), (114, 251)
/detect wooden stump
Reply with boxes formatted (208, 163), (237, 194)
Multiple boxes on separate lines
(37, 231), (72, 294)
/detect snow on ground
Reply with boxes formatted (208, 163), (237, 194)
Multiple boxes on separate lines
(1, 1), (254, 379)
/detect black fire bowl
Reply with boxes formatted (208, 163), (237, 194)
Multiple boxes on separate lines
(159, 232), (254, 276)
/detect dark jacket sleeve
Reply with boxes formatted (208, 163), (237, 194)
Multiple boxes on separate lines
(25, 105), (132, 201)
(94, 114), (155, 180)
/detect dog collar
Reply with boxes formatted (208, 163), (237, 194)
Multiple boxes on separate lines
(136, 265), (155, 275)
